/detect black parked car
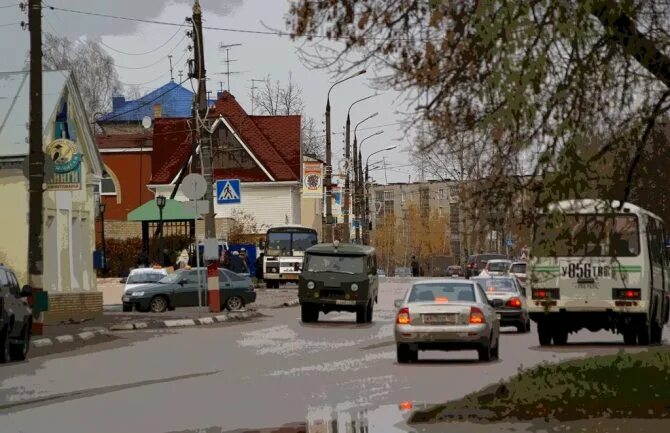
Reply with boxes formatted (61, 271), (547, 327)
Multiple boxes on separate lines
(1, 265), (33, 363)
(122, 268), (256, 313)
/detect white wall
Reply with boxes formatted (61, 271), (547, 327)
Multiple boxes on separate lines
(155, 182), (301, 231)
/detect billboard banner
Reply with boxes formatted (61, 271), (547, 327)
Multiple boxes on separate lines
(302, 161), (323, 198)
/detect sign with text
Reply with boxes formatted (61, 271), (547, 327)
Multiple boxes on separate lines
(302, 161), (323, 198)
(45, 139), (82, 190)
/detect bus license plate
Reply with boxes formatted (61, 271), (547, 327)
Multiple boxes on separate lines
(335, 300), (356, 305)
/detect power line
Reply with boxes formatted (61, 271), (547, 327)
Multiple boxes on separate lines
(42, 5), (433, 42)
(114, 34), (188, 70)
(99, 24), (185, 56)
(0, 3), (18, 9)
(0, 22), (20, 27)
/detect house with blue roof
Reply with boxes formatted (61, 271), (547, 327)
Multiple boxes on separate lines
(96, 81), (214, 135)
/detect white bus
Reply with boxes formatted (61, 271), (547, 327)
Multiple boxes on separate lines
(528, 199), (669, 346)
(262, 225), (318, 288)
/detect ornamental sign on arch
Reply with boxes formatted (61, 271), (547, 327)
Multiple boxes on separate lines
(45, 139), (82, 191)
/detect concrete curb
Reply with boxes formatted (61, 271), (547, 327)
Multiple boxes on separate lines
(282, 299), (300, 307)
(30, 310), (264, 350)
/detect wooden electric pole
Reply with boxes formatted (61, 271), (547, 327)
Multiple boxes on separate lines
(28, 0), (45, 333)
(192, 0), (219, 312)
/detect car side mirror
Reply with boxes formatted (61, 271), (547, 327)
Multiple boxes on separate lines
(490, 299), (504, 308)
(119, 278), (127, 284)
(179, 278), (188, 285)
(20, 284), (32, 298)
(394, 299), (403, 308)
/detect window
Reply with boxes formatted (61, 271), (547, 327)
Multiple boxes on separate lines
(533, 214), (640, 257)
(0, 270), (9, 289)
(409, 283), (476, 303)
(473, 278), (517, 293)
(304, 254), (366, 274)
(510, 263), (527, 274)
(401, 191), (406, 202)
(384, 190), (394, 201)
(439, 189), (445, 200)
(223, 269), (246, 282)
(100, 176), (116, 195)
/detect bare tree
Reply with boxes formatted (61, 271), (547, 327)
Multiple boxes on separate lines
(289, 1), (670, 228)
(252, 72), (324, 158)
(125, 84), (144, 101)
(39, 33), (122, 121)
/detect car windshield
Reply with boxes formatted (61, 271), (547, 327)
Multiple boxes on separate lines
(487, 261), (511, 272)
(304, 254), (366, 274)
(408, 283), (476, 303)
(127, 273), (164, 284)
(510, 263), (526, 274)
(473, 278), (517, 293)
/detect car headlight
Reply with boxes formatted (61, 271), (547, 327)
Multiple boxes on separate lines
(131, 291), (145, 297)
(351, 283), (359, 292)
(307, 281), (315, 290)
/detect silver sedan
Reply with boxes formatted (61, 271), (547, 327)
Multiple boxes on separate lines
(393, 279), (503, 363)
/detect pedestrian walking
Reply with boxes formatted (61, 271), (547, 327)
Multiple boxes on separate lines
(411, 256), (420, 277)
(137, 249), (149, 268)
(176, 249), (189, 269)
(239, 248), (250, 274)
(229, 251), (246, 273)
(255, 252), (265, 283)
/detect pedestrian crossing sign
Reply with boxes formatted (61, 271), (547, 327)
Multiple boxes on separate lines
(216, 179), (241, 204)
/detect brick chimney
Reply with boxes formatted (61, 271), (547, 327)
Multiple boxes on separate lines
(153, 103), (162, 118)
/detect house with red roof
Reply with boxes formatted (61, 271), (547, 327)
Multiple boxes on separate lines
(148, 91), (303, 235)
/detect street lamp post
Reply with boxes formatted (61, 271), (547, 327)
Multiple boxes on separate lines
(98, 202), (107, 274)
(156, 196), (166, 266)
(364, 144), (397, 245)
(324, 69), (366, 243)
(345, 94), (377, 243)
(352, 113), (379, 243)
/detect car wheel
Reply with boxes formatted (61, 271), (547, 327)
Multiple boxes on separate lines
(478, 340), (493, 362)
(491, 335), (500, 360)
(149, 296), (168, 313)
(122, 304), (133, 312)
(356, 303), (369, 324)
(225, 296), (244, 311)
(301, 304), (318, 323)
(366, 301), (374, 323)
(651, 321), (663, 345)
(552, 328), (568, 345)
(637, 321), (651, 346)
(623, 329), (637, 345)
(397, 344), (413, 364)
(0, 325), (10, 364)
(9, 322), (31, 361)
(537, 321), (552, 346)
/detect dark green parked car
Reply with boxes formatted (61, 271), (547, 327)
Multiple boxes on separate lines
(122, 268), (256, 313)
(299, 243), (379, 324)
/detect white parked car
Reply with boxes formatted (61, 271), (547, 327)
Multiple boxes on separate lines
(123, 268), (168, 295)
(479, 259), (512, 277)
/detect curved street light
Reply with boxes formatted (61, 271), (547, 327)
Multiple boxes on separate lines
(362, 144), (397, 245)
(324, 69), (367, 243)
(342, 94), (377, 242)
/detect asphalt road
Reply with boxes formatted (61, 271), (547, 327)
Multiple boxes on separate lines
(1, 280), (668, 433)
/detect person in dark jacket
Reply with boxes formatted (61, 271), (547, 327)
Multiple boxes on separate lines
(228, 251), (246, 273)
(137, 250), (149, 268)
(255, 252), (265, 282)
(411, 256), (420, 277)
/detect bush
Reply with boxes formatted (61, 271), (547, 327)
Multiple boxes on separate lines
(96, 234), (192, 277)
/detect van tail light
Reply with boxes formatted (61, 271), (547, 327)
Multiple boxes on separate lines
(397, 307), (411, 325)
(469, 307), (485, 324)
(613, 289), (640, 300)
(506, 297), (522, 308)
(532, 288), (560, 300)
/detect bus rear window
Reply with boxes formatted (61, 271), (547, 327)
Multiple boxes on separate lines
(533, 214), (639, 257)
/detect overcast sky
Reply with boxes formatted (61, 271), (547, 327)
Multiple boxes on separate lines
(1, 0), (420, 184)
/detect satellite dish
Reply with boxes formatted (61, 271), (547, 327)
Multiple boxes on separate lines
(141, 116), (152, 129)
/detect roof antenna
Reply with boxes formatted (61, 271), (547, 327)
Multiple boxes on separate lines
(168, 55), (174, 82)
(178, 70), (183, 82)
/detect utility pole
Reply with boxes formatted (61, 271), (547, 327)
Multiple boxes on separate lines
(192, 0), (219, 312)
(27, 0), (44, 334)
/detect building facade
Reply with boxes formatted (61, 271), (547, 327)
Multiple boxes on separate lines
(149, 91), (302, 236)
(0, 70), (104, 324)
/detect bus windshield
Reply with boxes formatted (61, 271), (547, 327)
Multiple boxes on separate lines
(533, 214), (640, 257)
(266, 229), (318, 257)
